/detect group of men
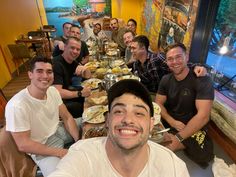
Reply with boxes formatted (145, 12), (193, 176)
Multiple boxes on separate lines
(4, 15), (215, 177)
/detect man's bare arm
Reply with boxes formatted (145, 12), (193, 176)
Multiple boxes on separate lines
(59, 104), (79, 141)
(11, 131), (67, 158)
(177, 99), (212, 139)
(54, 85), (78, 99)
(155, 94), (186, 131)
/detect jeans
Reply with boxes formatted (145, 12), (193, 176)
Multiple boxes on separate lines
(31, 118), (82, 177)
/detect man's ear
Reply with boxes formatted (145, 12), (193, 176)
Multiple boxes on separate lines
(28, 71), (32, 79)
(149, 117), (154, 132)
(105, 112), (110, 128)
(185, 53), (189, 62)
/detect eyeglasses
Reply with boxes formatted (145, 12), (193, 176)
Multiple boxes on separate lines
(166, 54), (185, 63)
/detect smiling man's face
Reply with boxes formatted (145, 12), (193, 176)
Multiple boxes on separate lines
(107, 93), (154, 151)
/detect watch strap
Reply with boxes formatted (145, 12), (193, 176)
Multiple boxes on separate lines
(77, 90), (81, 97)
(175, 133), (184, 142)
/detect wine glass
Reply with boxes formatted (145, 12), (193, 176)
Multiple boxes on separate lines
(215, 71), (224, 88)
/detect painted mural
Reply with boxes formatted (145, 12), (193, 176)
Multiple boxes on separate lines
(43, 0), (111, 36)
(141, 0), (199, 52)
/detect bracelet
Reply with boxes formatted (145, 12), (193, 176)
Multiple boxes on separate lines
(175, 133), (184, 142)
(77, 91), (81, 97)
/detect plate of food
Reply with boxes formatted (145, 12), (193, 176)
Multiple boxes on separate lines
(81, 78), (102, 89)
(118, 75), (140, 81)
(87, 91), (108, 105)
(82, 105), (108, 124)
(85, 61), (99, 72)
(121, 67), (132, 75)
(149, 124), (164, 143)
(111, 60), (125, 67)
(95, 68), (107, 79)
(152, 102), (161, 125)
(106, 50), (117, 56)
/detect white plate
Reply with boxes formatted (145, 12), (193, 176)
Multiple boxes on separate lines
(111, 60), (125, 67)
(82, 105), (108, 124)
(153, 102), (161, 125)
(119, 75), (140, 81)
(84, 61), (99, 68)
(81, 78), (102, 89)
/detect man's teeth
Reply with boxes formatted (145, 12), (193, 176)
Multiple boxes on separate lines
(120, 129), (136, 135)
(41, 81), (48, 83)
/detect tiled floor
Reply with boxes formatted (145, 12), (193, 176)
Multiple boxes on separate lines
(176, 141), (234, 177)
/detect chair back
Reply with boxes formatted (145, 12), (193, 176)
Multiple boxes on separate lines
(0, 89), (7, 127)
(43, 25), (55, 29)
(8, 44), (31, 59)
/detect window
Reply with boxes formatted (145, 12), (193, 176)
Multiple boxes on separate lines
(206, 0), (236, 102)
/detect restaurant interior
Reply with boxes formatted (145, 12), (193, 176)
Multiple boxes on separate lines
(0, 0), (235, 177)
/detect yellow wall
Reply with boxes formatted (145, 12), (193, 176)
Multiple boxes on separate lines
(0, 0), (47, 88)
(111, 0), (144, 34)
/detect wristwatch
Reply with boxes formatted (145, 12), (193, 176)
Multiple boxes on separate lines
(175, 133), (184, 142)
(77, 90), (81, 97)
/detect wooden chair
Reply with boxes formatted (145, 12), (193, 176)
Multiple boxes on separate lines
(0, 89), (7, 128)
(8, 44), (33, 75)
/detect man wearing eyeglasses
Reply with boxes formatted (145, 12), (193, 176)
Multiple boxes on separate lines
(156, 43), (214, 168)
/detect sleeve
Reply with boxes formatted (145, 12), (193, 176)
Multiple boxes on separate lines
(5, 101), (31, 132)
(81, 23), (92, 41)
(49, 87), (63, 106)
(196, 76), (215, 100)
(48, 146), (92, 177)
(53, 60), (65, 85)
(157, 75), (169, 96)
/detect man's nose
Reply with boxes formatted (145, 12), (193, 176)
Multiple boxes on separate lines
(121, 112), (135, 124)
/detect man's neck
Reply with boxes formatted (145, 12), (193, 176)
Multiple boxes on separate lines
(61, 54), (73, 64)
(105, 139), (149, 177)
(175, 67), (190, 81)
(27, 85), (47, 100)
(139, 52), (148, 65)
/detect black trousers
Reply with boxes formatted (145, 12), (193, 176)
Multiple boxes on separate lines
(163, 120), (213, 167)
(63, 97), (85, 118)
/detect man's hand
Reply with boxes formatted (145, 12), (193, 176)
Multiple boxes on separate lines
(75, 65), (91, 78)
(81, 87), (91, 97)
(56, 148), (68, 158)
(194, 66), (207, 77)
(58, 41), (65, 51)
(165, 133), (185, 151)
(170, 120), (185, 131)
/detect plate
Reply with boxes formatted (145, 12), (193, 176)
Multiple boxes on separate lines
(118, 75), (140, 81)
(106, 50), (117, 56)
(87, 91), (108, 105)
(82, 105), (108, 124)
(153, 102), (161, 125)
(111, 60), (125, 67)
(149, 124), (164, 143)
(85, 61), (99, 72)
(81, 78), (102, 89)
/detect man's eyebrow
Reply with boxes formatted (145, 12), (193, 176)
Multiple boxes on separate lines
(111, 103), (125, 110)
(111, 102), (149, 112)
(134, 104), (148, 112)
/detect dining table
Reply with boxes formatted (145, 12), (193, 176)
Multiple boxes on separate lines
(79, 53), (171, 145)
(15, 36), (48, 55)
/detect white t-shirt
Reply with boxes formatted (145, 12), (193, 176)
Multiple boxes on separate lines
(81, 23), (107, 42)
(5, 86), (62, 144)
(49, 137), (190, 177)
